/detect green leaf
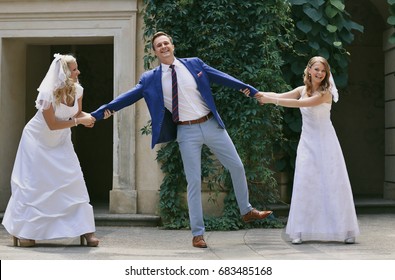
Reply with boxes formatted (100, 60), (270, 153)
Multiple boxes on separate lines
(388, 15), (395, 25)
(325, 5), (338, 18)
(296, 20), (312, 33)
(333, 41), (342, 48)
(335, 55), (349, 68)
(330, 0), (345, 11)
(309, 41), (320, 50)
(303, 6), (323, 22)
(288, 0), (309, 5)
(317, 16), (329, 27)
(351, 21), (364, 33)
(326, 24), (338, 33)
(339, 29), (355, 44)
(389, 33), (395, 44)
(388, 0), (395, 5)
(309, 0), (326, 9)
(317, 48), (330, 59)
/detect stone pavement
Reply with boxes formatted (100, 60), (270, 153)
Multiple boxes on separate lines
(1, 213), (395, 260)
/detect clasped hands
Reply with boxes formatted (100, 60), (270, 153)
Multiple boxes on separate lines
(78, 109), (114, 128)
(241, 88), (270, 105)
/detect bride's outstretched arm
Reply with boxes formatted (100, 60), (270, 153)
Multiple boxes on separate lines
(258, 90), (332, 108)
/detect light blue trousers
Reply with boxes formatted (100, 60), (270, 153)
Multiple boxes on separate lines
(177, 117), (253, 236)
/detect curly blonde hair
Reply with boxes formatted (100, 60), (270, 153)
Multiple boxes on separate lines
(303, 56), (331, 97)
(53, 55), (77, 106)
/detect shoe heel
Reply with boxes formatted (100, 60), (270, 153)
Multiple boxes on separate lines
(13, 237), (35, 247)
(13, 236), (19, 246)
(81, 233), (99, 247)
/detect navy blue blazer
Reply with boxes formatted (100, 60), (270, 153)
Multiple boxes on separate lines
(91, 57), (258, 148)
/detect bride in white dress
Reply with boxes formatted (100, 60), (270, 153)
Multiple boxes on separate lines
(2, 54), (102, 247)
(256, 56), (360, 244)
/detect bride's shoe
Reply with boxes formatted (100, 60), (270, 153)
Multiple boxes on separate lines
(291, 238), (302, 244)
(80, 233), (99, 247)
(13, 236), (35, 247)
(344, 237), (355, 244)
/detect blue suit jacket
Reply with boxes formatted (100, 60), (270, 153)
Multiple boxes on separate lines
(91, 57), (258, 148)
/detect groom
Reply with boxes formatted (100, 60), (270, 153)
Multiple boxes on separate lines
(91, 31), (272, 248)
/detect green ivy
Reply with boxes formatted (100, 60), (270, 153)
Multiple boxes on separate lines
(142, 0), (293, 230)
(388, 0), (395, 44)
(285, 0), (363, 87)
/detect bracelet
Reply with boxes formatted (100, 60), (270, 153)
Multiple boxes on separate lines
(74, 118), (78, 126)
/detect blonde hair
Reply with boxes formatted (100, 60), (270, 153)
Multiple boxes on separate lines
(303, 56), (331, 97)
(53, 54), (77, 106)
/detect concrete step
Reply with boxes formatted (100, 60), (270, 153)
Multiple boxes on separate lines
(270, 197), (395, 217)
(92, 204), (160, 227)
(2, 198), (394, 228)
(94, 212), (161, 227)
(91, 198), (395, 226)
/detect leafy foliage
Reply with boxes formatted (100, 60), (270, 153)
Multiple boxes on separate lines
(285, 0), (363, 87)
(388, 0), (395, 44)
(142, 0), (293, 230)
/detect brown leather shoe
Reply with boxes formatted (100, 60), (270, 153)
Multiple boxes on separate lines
(192, 235), (207, 248)
(242, 208), (272, 223)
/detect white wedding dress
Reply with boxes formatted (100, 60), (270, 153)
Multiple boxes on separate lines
(2, 84), (95, 240)
(285, 88), (360, 242)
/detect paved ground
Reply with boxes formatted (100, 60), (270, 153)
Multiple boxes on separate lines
(1, 213), (394, 260)
(2, 213), (395, 280)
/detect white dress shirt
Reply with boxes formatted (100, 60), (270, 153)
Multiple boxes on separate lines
(161, 59), (210, 121)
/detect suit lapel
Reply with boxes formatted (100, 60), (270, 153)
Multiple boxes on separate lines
(153, 65), (165, 105)
(179, 58), (198, 81)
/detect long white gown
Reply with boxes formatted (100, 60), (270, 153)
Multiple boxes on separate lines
(2, 84), (95, 240)
(285, 88), (360, 242)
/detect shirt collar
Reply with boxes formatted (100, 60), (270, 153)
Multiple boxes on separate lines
(161, 58), (181, 72)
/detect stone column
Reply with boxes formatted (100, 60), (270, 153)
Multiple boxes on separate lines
(109, 12), (139, 214)
(384, 27), (395, 200)
(0, 40), (27, 210)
